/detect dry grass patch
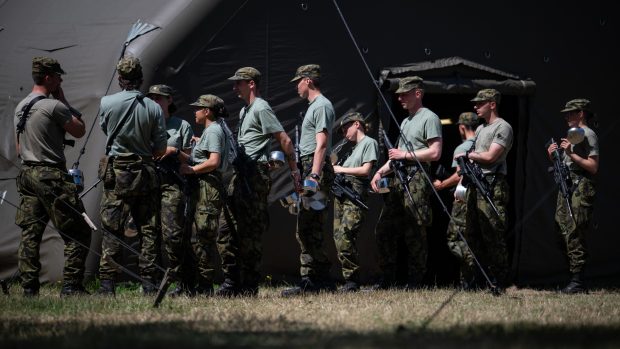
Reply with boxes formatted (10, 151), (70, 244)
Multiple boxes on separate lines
(1, 284), (619, 348)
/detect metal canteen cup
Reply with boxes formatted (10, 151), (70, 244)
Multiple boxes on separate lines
(307, 190), (327, 210)
(455, 183), (467, 201)
(302, 179), (318, 196)
(68, 168), (84, 193)
(376, 177), (390, 193)
(268, 151), (285, 169)
(279, 191), (300, 215)
(567, 127), (585, 145)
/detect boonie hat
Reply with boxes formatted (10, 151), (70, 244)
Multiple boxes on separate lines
(560, 98), (591, 113)
(116, 56), (143, 81)
(32, 56), (65, 75)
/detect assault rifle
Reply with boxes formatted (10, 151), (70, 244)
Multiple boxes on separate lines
(381, 130), (415, 206)
(455, 155), (501, 218)
(546, 138), (574, 221)
(332, 174), (368, 210)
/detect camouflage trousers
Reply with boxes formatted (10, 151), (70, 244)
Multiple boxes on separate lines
(159, 173), (189, 280)
(464, 175), (509, 285)
(333, 181), (368, 283)
(217, 162), (271, 289)
(446, 199), (474, 271)
(99, 157), (160, 284)
(296, 155), (335, 280)
(375, 169), (432, 284)
(193, 172), (223, 286)
(15, 165), (91, 290)
(555, 175), (596, 274)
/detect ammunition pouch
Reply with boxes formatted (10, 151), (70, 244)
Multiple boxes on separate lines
(110, 154), (156, 197)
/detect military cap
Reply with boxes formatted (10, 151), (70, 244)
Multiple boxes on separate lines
(228, 67), (261, 82)
(340, 112), (366, 132)
(560, 98), (591, 113)
(32, 56), (65, 75)
(116, 56), (143, 81)
(290, 64), (321, 82)
(457, 112), (479, 126)
(395, 76), (424, 94)
(471, 89), (501, 104)
(189, 94), (224, 108)
(147, 84), (174, 96)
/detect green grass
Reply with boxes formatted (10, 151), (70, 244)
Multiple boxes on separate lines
(1, 283), (620, 348)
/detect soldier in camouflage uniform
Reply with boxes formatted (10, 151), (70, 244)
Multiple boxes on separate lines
(433, 112), (478, 287)
(456, 89), (513, 291)
(371, 76), (443, 289)
(282, 64), (337, 296)
(146, 84), (194, 296)
(179, 94), (229, 295)
(332, 112), (378, 292)
(217, 67), (300, 296)
(13, 57), (90, 297)
(97, 57), (168, 296)
(546, 99), (599, 294)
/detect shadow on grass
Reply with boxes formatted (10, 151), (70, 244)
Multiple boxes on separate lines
(2, 320), (620, 349)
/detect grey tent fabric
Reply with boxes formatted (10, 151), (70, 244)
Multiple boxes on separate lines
(1, 0), (617, 286)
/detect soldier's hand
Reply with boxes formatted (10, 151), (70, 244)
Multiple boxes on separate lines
(52, 86), (69, 105)
(433, 179), (442, 190)
(388, 148), (406, 160)
(179, 163), (194, 175)
(454, 152), (466, 159)
(333, 165), (343, 174)
(371, 172), (382, 192)
(560, 138), (572, 155)
(547, 142), (558, 158)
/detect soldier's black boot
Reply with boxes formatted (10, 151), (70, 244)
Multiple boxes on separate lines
(340, 281), (359, 293)
(96, 280), (115, 296)
(23, 287), (39, 297)
(281, 277), (319, 297)
(215, 279), (241, 297)
(195, 283), (214, 297)
(169, 283), (196, 297)
(560, 272), (587, 294)
(60, 283), (90, 297)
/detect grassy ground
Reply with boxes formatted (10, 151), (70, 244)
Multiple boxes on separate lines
(1, 283), (620, 348)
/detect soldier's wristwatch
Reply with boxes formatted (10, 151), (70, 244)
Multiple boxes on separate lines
(309, 173), (320, 181)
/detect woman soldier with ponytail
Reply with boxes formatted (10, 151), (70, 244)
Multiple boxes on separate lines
(332, 112), (378, 292)
(180, 95), (229, 295)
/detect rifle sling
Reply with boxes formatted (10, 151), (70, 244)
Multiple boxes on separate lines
(15, 95), (47, 145)
(105, 96), (141, 155)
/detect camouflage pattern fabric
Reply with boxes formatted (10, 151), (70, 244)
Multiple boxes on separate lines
(375, 169), (431, 285)
(159, 171), (186, 279)
(333, 179), (368, 283)
(217, 162), (271, 289)
(297, 156), (335, 280)
(193, 172), (224, 287)
(446, 199), (472, 262)
(463, 175), (510, 285)
(15, 165), (91, 290)
(99, 156), (160, 284)
(555, 175), (596, 274)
